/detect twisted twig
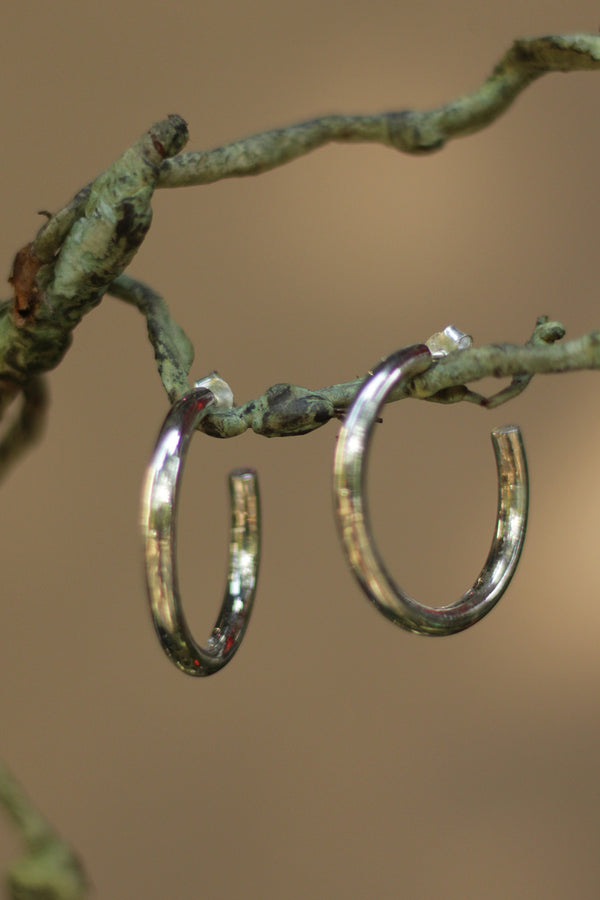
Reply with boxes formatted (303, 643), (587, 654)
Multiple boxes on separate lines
(0, 33), (598, 455)
(108, 274), (194, 402)
(193, 319), (600, 438)
(157, 34), (600, 187)
(104, 273), (597, 440)
(2, 30), (600, 898)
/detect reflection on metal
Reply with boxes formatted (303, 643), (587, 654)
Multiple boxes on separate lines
(141, 330), (529, 676)
(141, 377), (260, 676)
(333, 343), (529, 636)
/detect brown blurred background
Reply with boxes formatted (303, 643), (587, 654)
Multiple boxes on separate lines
(1, 2), (599, 898)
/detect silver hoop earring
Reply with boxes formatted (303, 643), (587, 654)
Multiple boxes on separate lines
(333, 344), (528, 636)
(141, 377), (260, 675)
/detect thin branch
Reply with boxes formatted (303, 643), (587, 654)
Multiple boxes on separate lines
(0, 761), (87, 900)
(157, 34), (600, 188)
(1, 31), (600, 897)
(0, 33), (598, 457)
(196, 320), (599, 438)
(424, 316), (566, 408)
(0, 376), (48, 482)
(108, 274), (194, 402)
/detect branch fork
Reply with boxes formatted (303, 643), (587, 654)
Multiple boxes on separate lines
(3, 30), (600, 898)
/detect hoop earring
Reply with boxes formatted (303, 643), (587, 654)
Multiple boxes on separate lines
(333, 344), (528, 636)
(141, 378), (260, 675)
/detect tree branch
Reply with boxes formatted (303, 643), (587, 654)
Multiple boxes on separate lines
(195, 318), (600, 438)
(2, 29), (600, 898)
(157, 34), (600, 188)
(0, 376), (48, 480)
(108, 274), (194, 402)
(1, 115), (189, 395)
(0, 33), (598, 465)
(0, 762), (87, 900)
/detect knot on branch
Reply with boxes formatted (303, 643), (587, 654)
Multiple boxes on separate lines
(248, 384), (336, 437)
(385, 112), (446, 153)
(201, 384), (336, 438)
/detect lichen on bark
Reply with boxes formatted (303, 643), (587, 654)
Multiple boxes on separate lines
(3, 31), (600, 900)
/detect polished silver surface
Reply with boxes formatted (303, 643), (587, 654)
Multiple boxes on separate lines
(333, 344), (529, 636)
(141, 385), (260, 675)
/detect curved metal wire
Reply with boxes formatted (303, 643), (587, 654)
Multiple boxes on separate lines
(141, 384), (260, 675)
(333, 344), (529, 636)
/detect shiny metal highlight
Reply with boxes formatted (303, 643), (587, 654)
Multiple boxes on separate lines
(141, 386), (260, 675)
(333, 344), (528, 636)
